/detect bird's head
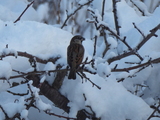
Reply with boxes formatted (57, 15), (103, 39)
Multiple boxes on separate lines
(70, 35), (85, 44)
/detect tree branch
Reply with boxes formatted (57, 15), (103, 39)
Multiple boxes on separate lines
(108, 24), (160, 64)
(101, 0), (106, 21)
(136, 24), (160, 51)
(133, 22), (145, 38)
(112, 0), (120, 36)
(111, 56), (160, 72)
(14, 1), (34, 23)
(61, 0), (93, 29)
(0, 51), (60, 64)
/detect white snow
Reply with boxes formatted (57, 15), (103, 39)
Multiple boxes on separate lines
(0, 0), (39, 21)
(20, 109), (28, 119)
(2, 97), (26, 118)
(0, 61), (12, 79)
(107, 37), (118, 49)
(97, 62), (111, 78)
(0, 0), (159, 120)
(35, 98), (52, 111)
(40, 75), (46, 83)
(2, 47), (17, 57)
(36, 3), (49, 22)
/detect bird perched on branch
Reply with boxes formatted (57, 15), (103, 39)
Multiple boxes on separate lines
(67, 35), (85, 79)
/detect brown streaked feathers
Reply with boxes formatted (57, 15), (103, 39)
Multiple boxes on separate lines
(67, 35), (85, 79)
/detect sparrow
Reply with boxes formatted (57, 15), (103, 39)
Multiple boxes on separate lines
(67, 35), (85, 79)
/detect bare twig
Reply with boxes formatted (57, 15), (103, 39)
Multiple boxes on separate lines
(136, 24), (160, 51)
(93, 35), (98, 56)
(101, 0), (106, 21)
(79, 71), (101, 89)
(130, 0), (145, 16)
(112, 0), (120, 36)
(101, 28), (110, 57)
(111, 56), (160, 72)
(7, 90), (29, 96)
(61, 0), (93, 29)
(133, 22), (145, 38)
(0, 105), (9, 119)
(14, 1), (34, 23)
(45, 110), (76, 120)
(147, 103), (160, 120)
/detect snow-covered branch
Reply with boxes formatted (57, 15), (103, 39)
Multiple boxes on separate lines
(0, 50), (60, 64)
(108, 23), (160, 64)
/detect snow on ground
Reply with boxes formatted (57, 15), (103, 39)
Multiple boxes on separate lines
(0, 0), (159, 120)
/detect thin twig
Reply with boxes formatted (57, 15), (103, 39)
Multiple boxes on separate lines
(136, 24), (160, 51)
(101, 0), (106, 21)
(133, 22), (145, 38)
(14, 1), (34, 23)
(80, 71), (101, 89)
(61, 0), (93, 29)
(102, 28), (110, 58)
(93, 35), (97, 56)
(45, 110), (76, 120)
(147, 103), (160, 120)
(130, 0), (145, 16)
(111, 56), (160, 72)
(112, 0), (120, 36)
(0, 105), (9, 119)
(7, 90), (29, 96)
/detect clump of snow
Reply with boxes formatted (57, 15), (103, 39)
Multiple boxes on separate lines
(1, 47), (17, 57)
(36, 3), (49, 22)
(40, 75), (46, 83)
(42, 62), (57, 84)
(35, 98), (52, 111)
(97, 62), (111, 78)
(2, 97), (26, 118)
(20, 109), (28, 119)
(43, 62), (56, 71)
(0, 61), (12, 79)
(107, 37), (118, 49)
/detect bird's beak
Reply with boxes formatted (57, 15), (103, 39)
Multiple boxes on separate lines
(82, 38), (85, 41)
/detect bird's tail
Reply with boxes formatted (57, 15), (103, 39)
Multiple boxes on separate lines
(68, 69), (76, 80)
